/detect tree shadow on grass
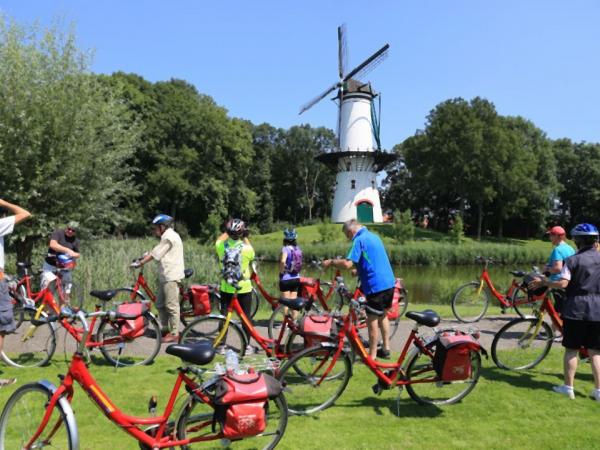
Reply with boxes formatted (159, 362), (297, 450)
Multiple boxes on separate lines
(339, 395), (443, 418)
(481, 366), (557, 391)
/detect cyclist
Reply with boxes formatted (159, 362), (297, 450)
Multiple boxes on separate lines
(0, 199), (31, 388)
(323, 219), (396, 360)
(41, 221), (81, 304)
(529, 223), (600, 401)
(544, 225), (575, 317)
(216, 218), (255, 354)
(134, 214), (185, 343)
(279, 228), (302, 300)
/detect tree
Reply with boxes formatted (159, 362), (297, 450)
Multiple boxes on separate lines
(0, 18), (140, 259)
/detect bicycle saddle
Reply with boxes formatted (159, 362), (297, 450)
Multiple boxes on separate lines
(184, 268), (194, 279)
(278, 297), (308, 311)
(166, 341), (215, 365)
(89, 290), (120, 302)
(405, 310), (440, 327)
(510, 270), (526, 277)
(16, 261), (32, 269)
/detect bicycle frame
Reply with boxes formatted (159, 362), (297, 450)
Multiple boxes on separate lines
(314, 308), (434, 388)
(476, 264), (545, 309)
(215, 294), (299, 359)
(25, 322), (219, 448)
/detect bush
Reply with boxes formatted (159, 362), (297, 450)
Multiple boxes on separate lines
(317, 219), (338, 244)
(449, 215), (465, 244)
(391, 209), (415, 244)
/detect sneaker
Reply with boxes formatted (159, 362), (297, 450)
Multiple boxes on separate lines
(552, 384), (575, 399)
(245, 345), (256, 356)
(0, 378), (16, 388)
(590, 389), (600, 402)
(376, 349), (391, 359)
(217, 345), (227, 355)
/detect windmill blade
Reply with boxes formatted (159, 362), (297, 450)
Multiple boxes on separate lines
(338, 23), (348, 79)
(299, 82), (340, 115)
(343, 43), (389, 82)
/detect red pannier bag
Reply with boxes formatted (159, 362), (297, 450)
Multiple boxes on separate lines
(188, 285), (211, 316)
(116, 302), (146, 339)
(299, 277), (317, 299)
(387, 278), (405, 320)
(433, 333), (481, 381)
(299, 314), (333, 348)
(214, 371), (282, 439)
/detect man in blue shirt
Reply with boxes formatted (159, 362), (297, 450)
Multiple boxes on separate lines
(544, 225), (575, 316)
(323, 219), (396, 360)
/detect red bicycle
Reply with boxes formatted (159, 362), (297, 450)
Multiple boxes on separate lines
(114, 258), (221, 326)
(2, 287), (161, 368)
(276, 276), (485, 415)
(491, 286), (588, 370)
(179, 291), (318, 364)
(451, 257), (544, 322)
(8, 262), (82, 328)
(0, 309), (288, 450)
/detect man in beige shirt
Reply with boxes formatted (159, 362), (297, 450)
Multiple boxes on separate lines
(134, 214), (184, 343)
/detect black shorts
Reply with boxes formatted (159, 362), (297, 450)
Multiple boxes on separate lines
(365, 288), (394, 316)
(279, 278), (300, 293)
(562, 319), (600, 351)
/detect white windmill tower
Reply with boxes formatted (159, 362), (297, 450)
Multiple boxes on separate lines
(299, 24), (395, 223)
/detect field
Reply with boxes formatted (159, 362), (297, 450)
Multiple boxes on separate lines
(0, 349), (598, 449)
(252, 223), (552, 265)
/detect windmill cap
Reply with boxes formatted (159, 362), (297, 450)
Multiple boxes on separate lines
(546, 226), (566, 236)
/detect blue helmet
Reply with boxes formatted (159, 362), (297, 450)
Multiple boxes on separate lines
(56, 254), (76, 269)
(152, 214), (173, 227)
(283, 228), (297, 241)
(571, 223), (599, 236)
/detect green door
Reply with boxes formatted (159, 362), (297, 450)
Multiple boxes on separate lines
(357, 202), (374, 223)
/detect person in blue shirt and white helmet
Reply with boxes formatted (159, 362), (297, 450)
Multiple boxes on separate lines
(323, 219), (396, 360)
(529, 223), (600, 402)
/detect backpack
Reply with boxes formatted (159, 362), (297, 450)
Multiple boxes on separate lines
(285, 245), (303, 275)
(222, 241), (244, 289)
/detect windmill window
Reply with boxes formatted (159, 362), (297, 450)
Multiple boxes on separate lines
(346, 161), (352, 171)
(351, 180), (356, 189)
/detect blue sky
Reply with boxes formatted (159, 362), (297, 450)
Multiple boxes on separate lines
(2, 1), (599, 149)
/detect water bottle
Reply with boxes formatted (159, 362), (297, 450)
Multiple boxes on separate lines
(214, 362), (225, 375)
(225, 349), (239, 373)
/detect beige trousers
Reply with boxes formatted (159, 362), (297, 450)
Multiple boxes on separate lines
(156, 280), (181, 335)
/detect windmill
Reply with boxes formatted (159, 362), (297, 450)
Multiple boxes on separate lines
(299, 24), (395, 223)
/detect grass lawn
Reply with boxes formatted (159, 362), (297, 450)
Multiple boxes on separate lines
(1, 348), (598, 449)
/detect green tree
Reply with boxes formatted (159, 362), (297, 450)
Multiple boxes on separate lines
(0, 18), (140, 259)
(391, 209), (414, 244)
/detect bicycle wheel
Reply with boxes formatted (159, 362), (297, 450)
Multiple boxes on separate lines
(175, 391), (287, 450)
(96, 311), (161, 367)
(0, 382), (76, 449)
(405, 341), (481, 405)
(276, 344), (352, 415)
(451, 281), (490, 323)
(1, 310), (56, 368)
(491, 318), (553, 370)
(398, 287), (409, 317)
(107, 287), (147, 309)
(11, 294), (24, 330)
(179, 316), (247, 364)
(249, 288), (260, 319)
(267, 304), (305, 340)
(511, 287), (540, 319)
